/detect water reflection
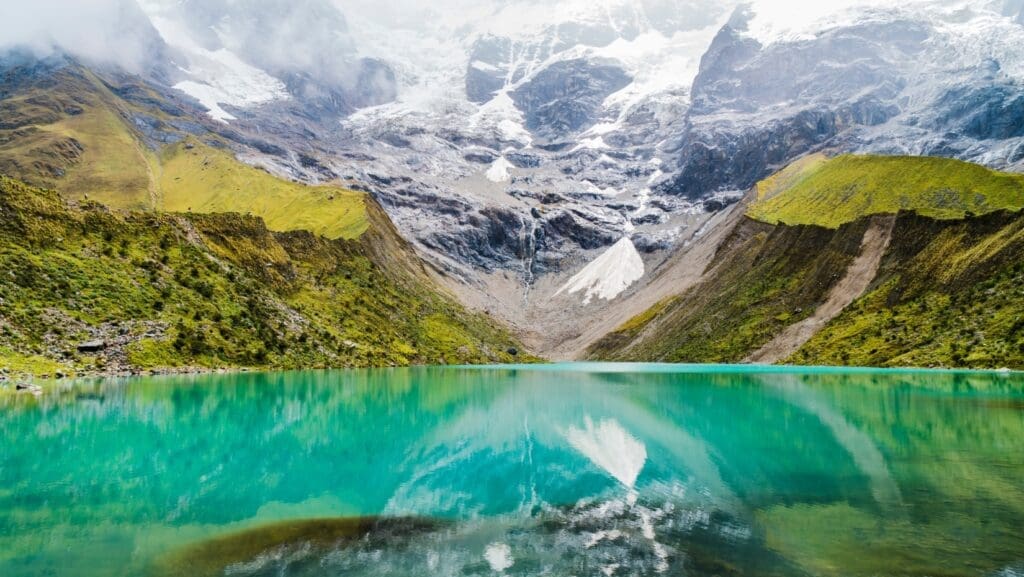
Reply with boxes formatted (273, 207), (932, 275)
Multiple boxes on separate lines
(565, 416), (647, 491)
(0, 365), (1021, 576)
(761, 374), (903, 509)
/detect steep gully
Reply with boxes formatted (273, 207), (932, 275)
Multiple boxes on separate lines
(745, 216), (896, 364)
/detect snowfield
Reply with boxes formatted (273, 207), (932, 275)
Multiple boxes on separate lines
(556, 238), (646, 305)
(485, 157), (515, 183)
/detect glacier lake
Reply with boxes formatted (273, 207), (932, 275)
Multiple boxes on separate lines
(1, 364), (1023, 577)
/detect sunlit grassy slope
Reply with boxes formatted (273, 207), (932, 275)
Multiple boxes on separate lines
(590, 154), (1024, 369)
(0, 66), (157, 209)
(0, 62), (366, 240)
(159, 141), (367, 240)
(0, 176), (527, 377)
(748, 154), (1024, 228)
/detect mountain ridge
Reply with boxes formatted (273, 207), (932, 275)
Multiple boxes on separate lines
(587, 155), (1024, 369)
(3, 1), (1024, 372)
(0, 174), (530, 378)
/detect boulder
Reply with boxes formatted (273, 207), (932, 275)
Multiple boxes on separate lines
(77, 340), (107, 353)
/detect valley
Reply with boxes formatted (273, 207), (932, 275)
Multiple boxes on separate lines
(2, 3), (1024, 576)
(589, 156), (1024, 369)
(1, 0), (1024, 376)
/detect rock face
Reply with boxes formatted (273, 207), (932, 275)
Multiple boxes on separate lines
(511, 59), (632, 140)
(466, 36), (514, 105)
(662, 4), (1024, 198)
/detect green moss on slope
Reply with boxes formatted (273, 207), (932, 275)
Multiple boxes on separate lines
(587, 218), (871, 363)
(0, 176), (530, 377)
(790, 212), (1024, 369)
(159, 140), (368, 240)
(748, 155), (1024, 228)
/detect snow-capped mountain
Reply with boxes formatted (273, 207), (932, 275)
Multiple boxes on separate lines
(347, 2), (749, 291)
(138, 0), (397, 121)
(663, 0), (1024, 199)
(133, 0), (736, 264)
(6, 0), (1024, 354)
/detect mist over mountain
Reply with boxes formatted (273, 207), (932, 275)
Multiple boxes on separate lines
(0, 0), (168, 74)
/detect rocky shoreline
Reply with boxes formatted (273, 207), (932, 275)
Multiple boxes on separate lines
(0, 365), (255, 397)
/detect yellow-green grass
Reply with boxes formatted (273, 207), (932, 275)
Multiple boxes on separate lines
(0, 67), (366, 240)
(0, 175), (527, 378)
(748, 155), (1024, 228)
(0, 69), (157, 209)
(159, 141), (368, 240)
(0, 349), (66, 380)
(48, 99), (157, 210)
(755, 152), (828, 201)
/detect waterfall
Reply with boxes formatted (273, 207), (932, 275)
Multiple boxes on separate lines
(518, 213), (538, 303)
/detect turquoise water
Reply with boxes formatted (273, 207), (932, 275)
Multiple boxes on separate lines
(1, 364), (1023, 576)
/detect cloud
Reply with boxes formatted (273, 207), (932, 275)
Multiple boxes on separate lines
(742, 0), (893, 42)
(2, 0), (1001, 90)
(0, 0), (165, 73)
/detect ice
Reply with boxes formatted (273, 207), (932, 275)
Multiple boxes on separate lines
(486, 157), (514, 183)
(555, 238), (645, 305)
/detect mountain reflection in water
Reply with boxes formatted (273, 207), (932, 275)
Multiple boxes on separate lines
(0, 364), (1022, 577)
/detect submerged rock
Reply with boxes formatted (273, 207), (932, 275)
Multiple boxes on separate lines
(15, 383), (42, 396)
(152, 517), (444, 577)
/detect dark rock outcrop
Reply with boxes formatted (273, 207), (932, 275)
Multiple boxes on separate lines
(77, 340), (107, 353)
(511, 58), (632, 140)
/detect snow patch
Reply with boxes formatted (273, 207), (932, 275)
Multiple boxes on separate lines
(556, 238), (645, 304)
(484, 542), (514, 572)
(470, 60), (499, 72)
(573, 136), (610, 151)
(486, 157), (514, 183)
(742, 0), (893, 44)
(470, 91), (533, 146)
(145, 15), (288, 123)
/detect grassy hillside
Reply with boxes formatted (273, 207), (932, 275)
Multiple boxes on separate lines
(0, 64), (158, 209)
(0, 58), (366, 240)
(790, 211), (1024, 368)
(590, 154), (1024, 369)
(588, 218), (870, 363)
(590, 211), (1024, 369)
(748, 154), (1024, 228)
(0, 176), (528, 378)
(159, 140), (368, 240)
